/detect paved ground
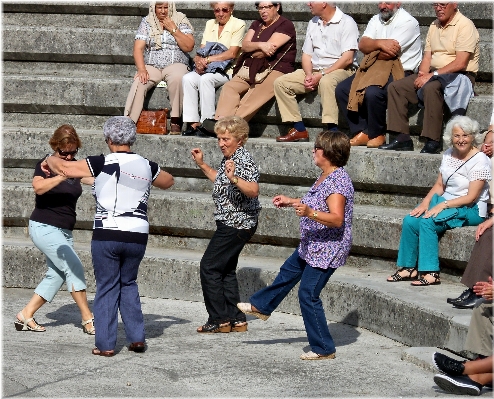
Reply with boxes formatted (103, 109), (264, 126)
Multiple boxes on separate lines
(2, 288), (491, 398)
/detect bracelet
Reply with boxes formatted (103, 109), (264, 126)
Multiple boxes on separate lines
(444, 200), (448, 208)
(232, 177), (238, 185)
(206, 56), (210, 64)
(311, 211), (318, 220)
(171, 28), (177, 34)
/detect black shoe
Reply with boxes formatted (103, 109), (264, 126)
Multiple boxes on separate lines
(453, 293), (481, 309)
(182, 126), (198, 136)
(378, 139), (414, 151)
(420, 140), (441, 154)
(447, 288), (474, 304)
(197, 122), (217, 138)
(433, 352), (466, 376)
(433, 374), (482, 396)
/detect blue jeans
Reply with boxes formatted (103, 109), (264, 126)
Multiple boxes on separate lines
(91, 240), (146, 351)
(29, 220), (87, 302)
(250, 249), (337, 355)
(397, 195), (484, 272)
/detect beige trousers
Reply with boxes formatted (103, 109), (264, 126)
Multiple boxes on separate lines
(124, 63), (189, 122)
(274, 68), (354, 124)
(215, 71), (284, 122)
(464, 301), (493, 357)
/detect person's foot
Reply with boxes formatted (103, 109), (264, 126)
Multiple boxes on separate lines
(420, 139), (441, 154)
(196, 322), (231, 333)
(92, 347), (115, 357)
(378, 139), (414, 151)
(170, 123), (182, 135)
(386, 267), (418, 282)
(433, 352), (466, 376)
(182, 125), (199, 136)
(14, 311), (45, 332)
(349, 132), (369, 146)
(410, 272), (440, 286)
(128, 342), (146, 352)
(300, 351), (336, 360)
(433, 374), (482, 396)
(276, 128), (309, 143)
(237, 303), (270, 321)
(453, 294), (481, 309)
(447, 288), (473, 304)
(367, 135), (386, 148)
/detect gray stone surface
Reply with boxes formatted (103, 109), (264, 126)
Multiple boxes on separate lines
(7, 287), (492, 398)
(1, 235), (479, 354)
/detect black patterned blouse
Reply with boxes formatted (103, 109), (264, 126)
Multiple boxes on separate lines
(212, 146), (261, 229)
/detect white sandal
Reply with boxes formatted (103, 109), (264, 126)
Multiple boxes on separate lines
(14, 312), (45, 332)
(300, 351), (336, 360)
(82, 318), (95, 335)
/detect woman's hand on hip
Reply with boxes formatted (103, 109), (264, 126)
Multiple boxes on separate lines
(191, 148), (204, 166)
(225, 160), (236, 180)
(135, 69), (149, 84)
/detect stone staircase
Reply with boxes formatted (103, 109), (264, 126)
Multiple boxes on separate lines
(2, 2), (493, 356)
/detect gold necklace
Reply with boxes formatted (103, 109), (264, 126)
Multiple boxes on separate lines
(257, 15), (280, 38)
(321, 166), (338, 176)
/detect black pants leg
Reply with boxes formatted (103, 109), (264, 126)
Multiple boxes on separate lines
(200, 221), (257, 324)
(336, 74), (365, 136)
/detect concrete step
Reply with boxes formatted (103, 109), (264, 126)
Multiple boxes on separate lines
(2, 182), (478, 270)
(2, 236), (476, 355)
(3, 75), (492, 133)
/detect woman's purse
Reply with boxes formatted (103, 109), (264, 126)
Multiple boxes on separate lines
(136, 108), (169, 135)
(236, 44), (292, 84)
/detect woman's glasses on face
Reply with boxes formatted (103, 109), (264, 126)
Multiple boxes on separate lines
(257, 4), (275, 11)
(58, 148), (78, 157)
(214, 7), (230, 13)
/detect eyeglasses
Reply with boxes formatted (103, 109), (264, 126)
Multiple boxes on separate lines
(432, 3), (448, 9)
(57, 148), (78, 157)
(214, 7), (230, 13)
(257, 4), (275, 11)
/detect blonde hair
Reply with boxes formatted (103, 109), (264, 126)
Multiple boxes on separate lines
(214, 116), (249, 144)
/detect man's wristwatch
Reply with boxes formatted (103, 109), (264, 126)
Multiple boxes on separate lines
(444, 200), (448, 208)
(320, 69), (326, 76)
(171, 28), (177, 34)
(433, 70), (439, 76)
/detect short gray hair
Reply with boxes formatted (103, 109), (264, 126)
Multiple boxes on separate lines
(443, 115), (480, 148)
(103, 116), (137, 146)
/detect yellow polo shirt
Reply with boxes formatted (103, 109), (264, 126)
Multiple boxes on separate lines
(425, 11), (479, 73)
(201, 16), (246, 75)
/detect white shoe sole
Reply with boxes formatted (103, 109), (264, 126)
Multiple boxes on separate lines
(434, 374), (481, 396)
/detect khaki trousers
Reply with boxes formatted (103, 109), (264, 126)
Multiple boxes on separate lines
(274, 68), (353, 124)
(124, 63), (189, 122)
(215, 71), (284, 122)
(464, 301), (493, 357)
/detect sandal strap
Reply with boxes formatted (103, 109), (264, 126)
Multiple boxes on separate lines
(82, 318), (94, 326)
(389, 267), (415, 282)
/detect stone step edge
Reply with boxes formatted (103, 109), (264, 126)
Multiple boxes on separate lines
(3, 237), (471, 354)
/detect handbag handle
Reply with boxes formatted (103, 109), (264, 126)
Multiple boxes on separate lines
(265, 43), (293, 71)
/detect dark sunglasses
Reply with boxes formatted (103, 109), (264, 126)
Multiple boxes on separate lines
(57, 148), (78, 157)
(214, 7), (230, 13)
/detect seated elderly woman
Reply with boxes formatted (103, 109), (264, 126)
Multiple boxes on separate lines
(197, 1), (296, 135)
(124, 1), (194, 134)
(181, 3), (246, 137)
(387, 115), (491, 286)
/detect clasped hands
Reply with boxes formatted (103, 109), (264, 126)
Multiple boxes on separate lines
(304, 73), (321, 90)
(473, 276), (493, 301)
(194, 55), (208, 75)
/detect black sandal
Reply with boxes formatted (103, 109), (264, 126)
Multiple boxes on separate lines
(411, 272), (441, 286)
(387, 267), (418, 282)
(230, 320), (248, 332)
(196, 322), (231, 333)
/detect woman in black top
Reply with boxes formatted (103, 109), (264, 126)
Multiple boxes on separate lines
(15, 125), (95, 334)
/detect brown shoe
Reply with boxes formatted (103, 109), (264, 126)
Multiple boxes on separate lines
(128, 342), (146, 352)
(170, 123), (181, 135)
(350, 132), (369, 146)
(367, 135), (386, 148)
(276, 128), (309, 142)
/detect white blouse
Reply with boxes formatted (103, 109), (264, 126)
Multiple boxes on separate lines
(440, 148), (491, 217)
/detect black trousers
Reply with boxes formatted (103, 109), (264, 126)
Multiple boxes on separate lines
(335, 73), (394, 139)
(200, 220), (257, 324)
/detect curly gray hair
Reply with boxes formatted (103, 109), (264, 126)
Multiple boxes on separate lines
(443, 115), (480, 148)
(103, 116), (137, 146)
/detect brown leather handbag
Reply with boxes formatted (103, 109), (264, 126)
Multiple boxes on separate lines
(136, 108), (169, 135)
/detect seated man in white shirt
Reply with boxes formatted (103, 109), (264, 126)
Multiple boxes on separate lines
(274, 2), (358, 143)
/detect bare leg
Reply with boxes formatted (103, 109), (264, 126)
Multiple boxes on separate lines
(71, 285), (94, 331)
(463, 356), (493, 386)
(18, 293), (47, 330)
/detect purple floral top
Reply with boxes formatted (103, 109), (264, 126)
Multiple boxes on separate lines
(298, 168), (354, 269)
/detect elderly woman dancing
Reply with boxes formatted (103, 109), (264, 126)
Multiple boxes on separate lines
(182, 2), (246, 136)
(387, 115), (491, 286)
(46, 117), (174, 356)
(124, 1), (194, 134)
(191, 116), (261, 333)
(238, 131), (354, 360)
(15, 125), (94, 334)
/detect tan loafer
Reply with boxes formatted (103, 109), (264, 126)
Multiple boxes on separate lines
(350, 132), (369, 146)
(276, 128), (309, 143)
(300, 351), (336, 360)
(367, 135), (386, 148)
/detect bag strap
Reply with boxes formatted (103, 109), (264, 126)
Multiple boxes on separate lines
(444, 151), (480, 187)
(266, 43), (293, 71)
